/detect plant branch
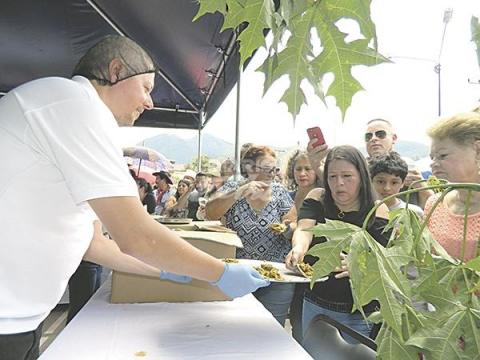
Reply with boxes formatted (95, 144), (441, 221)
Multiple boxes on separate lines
(461, 190), (472, 262)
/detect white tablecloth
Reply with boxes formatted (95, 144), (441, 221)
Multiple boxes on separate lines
(40, 280), (312, 360)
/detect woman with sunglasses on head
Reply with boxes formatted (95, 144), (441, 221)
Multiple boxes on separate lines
(286, 145), (390, 343)
(205, 145), (297, 326)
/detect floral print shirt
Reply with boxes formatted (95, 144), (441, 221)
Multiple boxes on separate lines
(218, 181), (294, 262)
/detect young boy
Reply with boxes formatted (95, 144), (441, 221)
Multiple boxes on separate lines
(369, 152), (424, 217)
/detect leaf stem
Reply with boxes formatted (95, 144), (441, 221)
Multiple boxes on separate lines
(461, 190), (472, 262)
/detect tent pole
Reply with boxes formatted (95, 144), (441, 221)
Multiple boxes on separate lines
(197, 112), (204, 172)
(234, 69), (242, 181)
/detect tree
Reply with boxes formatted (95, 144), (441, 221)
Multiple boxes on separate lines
(194, 0), (389, 120)
(186, 155), (211, 172)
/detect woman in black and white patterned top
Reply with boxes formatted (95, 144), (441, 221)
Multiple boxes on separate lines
(206, 145), (296, 326)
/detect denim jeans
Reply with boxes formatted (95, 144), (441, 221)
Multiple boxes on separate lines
(67, 260), (103, 323)
(253, 282), (295, 326)
(0, 323), (42, 360)
(302, 296), (372, 344)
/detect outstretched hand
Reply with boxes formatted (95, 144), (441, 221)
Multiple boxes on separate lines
(211, 263), (270, 299)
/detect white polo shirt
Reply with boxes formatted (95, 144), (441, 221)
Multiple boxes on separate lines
(0, 76), (138, 334)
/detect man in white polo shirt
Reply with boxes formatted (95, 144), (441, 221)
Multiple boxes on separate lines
(0, 35), (268, 360)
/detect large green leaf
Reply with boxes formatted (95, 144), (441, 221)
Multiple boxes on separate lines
(406, 308), (480, 360)
(195, 0), (387, 119)
(472, 16), (480, 68)
(310, 0), (389, 117)
(465, 255), (480, 272)
(306, 219), (359, 240)
(257, 3), (321, 117)
(349, 232), (409, 336)
(306, 238), (350, 281)
(224, 0), (275, 65)
(376, 325), (421, 360)
(192, 0), (227, 21)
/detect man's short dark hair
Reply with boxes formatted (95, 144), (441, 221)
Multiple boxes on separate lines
(369, 152), (408, 180)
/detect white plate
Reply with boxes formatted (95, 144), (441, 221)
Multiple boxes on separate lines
(157, 218), (193, 224)
(233, 259), (328, 283)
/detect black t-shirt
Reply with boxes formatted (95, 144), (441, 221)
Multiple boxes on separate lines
(298, 197), (389, 312)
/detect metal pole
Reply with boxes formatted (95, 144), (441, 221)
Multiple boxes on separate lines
(234, 69), (242, 181)
(197, 112), (204, 172)
(436, 8), (453, 117)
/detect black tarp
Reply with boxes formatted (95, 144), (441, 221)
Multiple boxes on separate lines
(0, 0), (241, 129)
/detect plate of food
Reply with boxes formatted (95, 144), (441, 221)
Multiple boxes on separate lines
(222, 258), (328, 283)
(157, 217), (193, 224)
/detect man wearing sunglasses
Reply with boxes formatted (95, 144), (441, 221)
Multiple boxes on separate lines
(365, 118), (433, 209)
(365, 119), (398, 158)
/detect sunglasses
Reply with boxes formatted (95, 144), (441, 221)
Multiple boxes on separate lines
(253, 165), (278, 174)
(364, 130), (388, 142)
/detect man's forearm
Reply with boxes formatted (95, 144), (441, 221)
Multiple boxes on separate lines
(88, 197), (225, 282)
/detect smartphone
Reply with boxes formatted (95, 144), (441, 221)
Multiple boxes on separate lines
(307, 126), (326, 148)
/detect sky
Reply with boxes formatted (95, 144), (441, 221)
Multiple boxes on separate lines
(118, 0), (480, 153)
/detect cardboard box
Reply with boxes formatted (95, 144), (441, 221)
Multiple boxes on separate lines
(111, 230), (243, 303)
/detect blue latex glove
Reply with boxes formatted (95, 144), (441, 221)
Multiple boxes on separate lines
(160, 270), (192, 283)
(210, 263), (270, 299)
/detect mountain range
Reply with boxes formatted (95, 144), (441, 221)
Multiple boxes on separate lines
(143, 134), (430, 165)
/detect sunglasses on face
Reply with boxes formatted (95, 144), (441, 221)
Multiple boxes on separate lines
(364, 130), (388, 142)
(253, 165), (277, 174)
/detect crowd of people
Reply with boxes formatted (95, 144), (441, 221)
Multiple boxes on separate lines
(1, 33), (479, 360)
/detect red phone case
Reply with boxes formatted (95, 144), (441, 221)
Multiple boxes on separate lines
(307, 127), (326, 147)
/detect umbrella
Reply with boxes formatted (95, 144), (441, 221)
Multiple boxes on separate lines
(123, 146), (173, 174)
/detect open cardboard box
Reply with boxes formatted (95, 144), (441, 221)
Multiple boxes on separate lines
(111, 230), (242, 303)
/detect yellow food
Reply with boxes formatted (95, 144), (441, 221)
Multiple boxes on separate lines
(134, 351), (147, 357)
(222, 258), (239, 263)
(254, 263), (283, 281)
(297, 262), (314, 278)
(269, 223), (287, 233)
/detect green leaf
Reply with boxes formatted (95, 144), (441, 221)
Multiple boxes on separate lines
(258, 3), (320, 117)
(376, 325), (421, 360)
(310, 1), (389, 118)
(406, 309), (479, 360)
(306, 238), (350, 281)
(465, 255), (480, 272)
(415, 255), (463, 311)
(222, 0), (275, 64)
(472, 16), (480, 69)
(349, 232), (408, 336)
(305, 219), (360, 240)
(193, 0), (227, 21)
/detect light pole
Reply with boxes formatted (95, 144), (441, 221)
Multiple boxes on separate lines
(388, 8), (453, 117)
(436, 8), (453, 116)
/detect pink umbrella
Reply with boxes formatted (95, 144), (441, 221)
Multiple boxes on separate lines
(123, 146), (173, 176)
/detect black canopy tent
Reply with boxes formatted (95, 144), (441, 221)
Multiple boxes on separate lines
(0, 0), (241, 130)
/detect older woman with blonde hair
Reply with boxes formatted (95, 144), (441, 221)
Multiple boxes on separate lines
(425, 112), (480, 262)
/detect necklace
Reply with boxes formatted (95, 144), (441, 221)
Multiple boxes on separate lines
(338, 210), (345, 219)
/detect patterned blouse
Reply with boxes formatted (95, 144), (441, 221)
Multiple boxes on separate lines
(218, 181), (294, 262)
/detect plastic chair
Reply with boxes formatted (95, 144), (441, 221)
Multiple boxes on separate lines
(302, 314), (376, 360)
